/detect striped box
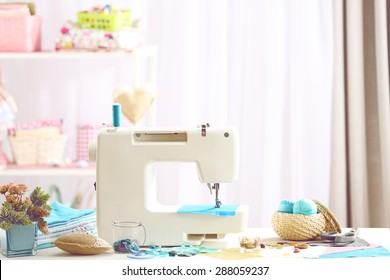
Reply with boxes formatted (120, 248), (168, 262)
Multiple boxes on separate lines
(76, 124), (100, 161)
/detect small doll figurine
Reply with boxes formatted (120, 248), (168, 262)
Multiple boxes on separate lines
(0, 66), (17, 167)
(0, 67), (17, 122)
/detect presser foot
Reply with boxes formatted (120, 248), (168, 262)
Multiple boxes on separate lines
(215, 198), (222, 208)
(207, 183), (222, 208)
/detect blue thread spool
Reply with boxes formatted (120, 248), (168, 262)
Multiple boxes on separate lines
(112, 103), (121, 127)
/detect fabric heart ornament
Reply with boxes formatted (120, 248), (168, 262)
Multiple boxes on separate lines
(113, 83), (156, 124)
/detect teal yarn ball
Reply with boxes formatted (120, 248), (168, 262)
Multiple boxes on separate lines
(278, 200), (294, 213)
(292, 199), (317, 216)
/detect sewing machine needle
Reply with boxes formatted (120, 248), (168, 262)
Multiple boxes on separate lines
(214, 183), (221, 208)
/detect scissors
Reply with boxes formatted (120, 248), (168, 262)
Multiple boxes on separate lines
(308, 227), (359, 247)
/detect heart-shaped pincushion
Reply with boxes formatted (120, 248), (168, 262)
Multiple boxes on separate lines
(113, 84), (156, 124)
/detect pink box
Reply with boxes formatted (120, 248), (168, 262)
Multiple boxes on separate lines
(76, 124), (100, 161)
(0, 15), (41, 52)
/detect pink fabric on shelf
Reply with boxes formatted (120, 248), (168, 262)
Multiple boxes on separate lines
(8, 119), (63, 136)
(15, 119), (62, 130)
(0, 15), (41, 52)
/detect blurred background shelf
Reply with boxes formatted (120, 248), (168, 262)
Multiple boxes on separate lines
(0, 44), (157, 161)
(0, 45), (157, 60)
(0, 163), (95, 176)
(0, 1), (156, 209)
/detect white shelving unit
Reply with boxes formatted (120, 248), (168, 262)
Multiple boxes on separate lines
(0, 44), (157, 163)
(0, 0), (157, 208)
(0, 45), (157, 61)
(0, 51), (133, 60)
(0, 164), (95, 176)
(0, 46), (157, 208)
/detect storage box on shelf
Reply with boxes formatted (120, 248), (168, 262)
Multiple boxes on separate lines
(8, 119), (67, 166)
(9, 134), (67, 166)
(0, 4), (41, 52)
(76, 124), (100, 161)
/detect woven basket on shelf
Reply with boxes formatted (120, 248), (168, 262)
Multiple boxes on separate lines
(9, 134), (67, 165)
(271, 200), (341, 241)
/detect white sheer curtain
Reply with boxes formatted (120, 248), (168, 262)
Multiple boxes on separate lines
(147, 0), (334, 227)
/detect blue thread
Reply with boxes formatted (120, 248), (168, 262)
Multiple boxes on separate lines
(278, 200), (294, 213)
(293, 199), (317, 216)
(112, 103), (121, 127)
(113, 239), (139, 253)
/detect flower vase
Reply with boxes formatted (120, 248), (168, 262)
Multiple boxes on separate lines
(3, 222), (37, 257)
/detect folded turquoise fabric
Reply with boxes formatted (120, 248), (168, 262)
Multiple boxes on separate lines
(177, 204), (239, 216)
(38, 201), (97, 249)
(45, 201), (96, 225)
(319, 246), (390, 258)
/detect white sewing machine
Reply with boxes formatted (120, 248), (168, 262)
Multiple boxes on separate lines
(89, 124), (249, 246)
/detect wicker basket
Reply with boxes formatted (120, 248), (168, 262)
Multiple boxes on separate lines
(271, 200), (341, 241)
(313, 199), (341, 233)
(9, 134), (67, 165)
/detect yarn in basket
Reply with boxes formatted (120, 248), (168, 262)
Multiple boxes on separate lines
(272, 199), (341, 241)
(278, 200), (294, 213)
(292, 199), (317, 215)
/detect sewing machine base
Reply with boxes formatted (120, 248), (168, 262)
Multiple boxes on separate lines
(97, 205), (249, 246)
(188, 234), (234, 248)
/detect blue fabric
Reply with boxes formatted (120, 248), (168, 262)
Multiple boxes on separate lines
(177, 204), (239, 216)
(319, 246), (390, 258)
(45, 201), (96, 225)
(37, 201), (97, 250)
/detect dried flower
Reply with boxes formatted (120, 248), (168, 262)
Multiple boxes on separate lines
(0, 183), (51, 235)
(8, 183), (27, 196)
(0, 184), (9, 194)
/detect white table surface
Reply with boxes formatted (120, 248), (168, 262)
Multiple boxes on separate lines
(1, 227), (389, 260)
(2, 228), (390, 280)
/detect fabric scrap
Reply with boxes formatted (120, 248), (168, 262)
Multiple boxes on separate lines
(319, 246), (390, 258)
(177, 204), (239, 216)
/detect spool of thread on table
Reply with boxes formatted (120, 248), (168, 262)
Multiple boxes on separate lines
(112, 103), (121, 127)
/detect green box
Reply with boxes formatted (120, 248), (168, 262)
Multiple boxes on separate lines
(77, 10), (132, 31)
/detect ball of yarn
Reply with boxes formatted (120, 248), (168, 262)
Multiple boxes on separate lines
(278, 200), (294, 213)
(293, 199), (317, 216)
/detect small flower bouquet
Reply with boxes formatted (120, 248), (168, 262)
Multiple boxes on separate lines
(0, 183), (51, 234)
